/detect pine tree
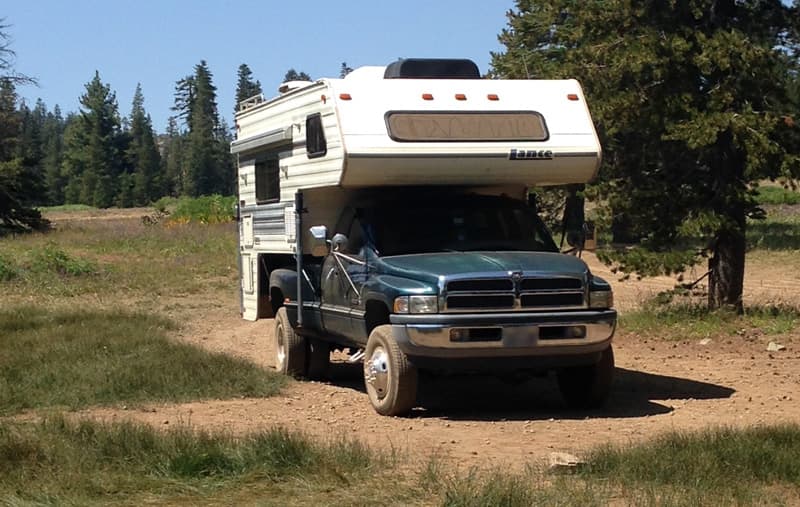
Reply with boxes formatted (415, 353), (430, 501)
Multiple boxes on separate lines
(493, 0), (800, 312)
(0, 21), (46, 234)
(127, 83), (161, 205)
(0, 79), (47, 233)
(283, 69), (311, 82)
(42, 105), (66, 205)
(61, 71), (122, 207)
(235, 63), (262, 114)
(174, 60), (232, 197)
(162, 115), (184, 196)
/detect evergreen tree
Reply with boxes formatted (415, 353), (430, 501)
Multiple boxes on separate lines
(62, 71), (122, 207)
(42, 106), (66, 205)
(283, 68), (311, 82)
(0, 21), (46, 234)
(127, 83), (161, 205)
(0, 79), (47, 233)
(235, 63), (262, 113)
(162, 115), (185, 196)
(493, 0), (800, 311)
(174, 60), (232, 197)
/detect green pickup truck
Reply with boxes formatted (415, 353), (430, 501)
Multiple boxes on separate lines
(269, 189), (616, 415)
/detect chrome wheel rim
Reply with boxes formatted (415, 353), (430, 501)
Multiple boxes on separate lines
(364, 346), (389, 399)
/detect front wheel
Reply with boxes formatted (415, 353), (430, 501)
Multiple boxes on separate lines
(274, 307), (307, 378)
(363, 325), (418, 416)
(556, 345), (615, 409)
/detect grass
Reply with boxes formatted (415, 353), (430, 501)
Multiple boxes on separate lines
(747, 211), (800, 250)
(0, 306), (285, 415)
(0, 416), (387, 506)
(4, 419), (800, 505)
(419, 425), (800, 506)
(754, 186), (800, 205)
(0, 219), (237, 300)
(621, 301), (800, 340)
(154, 194), (237, 224)
(37, 203), (98, 213)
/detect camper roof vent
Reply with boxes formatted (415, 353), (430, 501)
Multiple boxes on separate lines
(278, 80), (314, 94)
(384, 58), (480, 79)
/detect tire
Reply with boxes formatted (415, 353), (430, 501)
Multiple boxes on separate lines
(274, 307), (307, 378)
(556, 345), (615, 409)
(306, 338), (330, 380)
(363, 325), (418, 416)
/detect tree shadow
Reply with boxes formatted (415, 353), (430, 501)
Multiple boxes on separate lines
(325, 363), (735, 421)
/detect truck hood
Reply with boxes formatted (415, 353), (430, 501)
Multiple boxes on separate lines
(377, 251), (589, 285)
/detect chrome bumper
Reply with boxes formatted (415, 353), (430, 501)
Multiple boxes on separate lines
(389, 310), (616, 359)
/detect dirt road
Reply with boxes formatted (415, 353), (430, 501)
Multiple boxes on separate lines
(84, 253), (800, 468)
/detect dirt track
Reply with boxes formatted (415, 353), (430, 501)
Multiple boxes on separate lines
(84, 253), (800, 468)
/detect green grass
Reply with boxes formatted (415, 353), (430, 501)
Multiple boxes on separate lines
(582, 425), (800, 505)
(621, 301), (800, 340)
(0, 219), (237, 299)
(37, 204), (98, 213)
(421, 425), (800, 506)
(165, 194), (237, 224)
(0, 416), (386, 506)
(754, 186), (800, 205)
(0, 306), (285, 415)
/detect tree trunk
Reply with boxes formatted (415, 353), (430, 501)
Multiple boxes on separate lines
(708, 226), (745, 313)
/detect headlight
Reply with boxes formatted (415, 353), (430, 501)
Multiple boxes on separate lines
(589, 290), (614, 309)
(393, 295), (438, 314)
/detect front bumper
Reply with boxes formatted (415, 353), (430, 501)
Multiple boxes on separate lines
(390, 310), (616, 361)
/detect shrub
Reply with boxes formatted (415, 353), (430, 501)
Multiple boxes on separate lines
(29, 243), (97, 276)
(168, 195), (236, 224)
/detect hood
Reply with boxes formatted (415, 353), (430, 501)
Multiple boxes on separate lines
(377, 251), (589, 285)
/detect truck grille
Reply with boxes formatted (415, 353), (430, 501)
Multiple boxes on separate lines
(444, 276), (585, 312)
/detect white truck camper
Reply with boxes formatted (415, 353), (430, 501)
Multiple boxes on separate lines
(232, 59), (615, 416)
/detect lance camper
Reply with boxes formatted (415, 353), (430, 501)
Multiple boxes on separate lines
(232, 59), (616, 416)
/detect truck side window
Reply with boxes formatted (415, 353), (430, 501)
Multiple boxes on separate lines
(255, 158), (279, 203)
(306, 113), (327, 158)
(348, 217), (365, 255)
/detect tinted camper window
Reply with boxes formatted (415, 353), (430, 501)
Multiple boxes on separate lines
(306, 113), (327, 158)
(255, 159), (280, 203)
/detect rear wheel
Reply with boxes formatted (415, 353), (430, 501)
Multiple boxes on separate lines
(274, 307), (307, 378)
(363, 325), (418, 416)
(556, 345), (615, 409)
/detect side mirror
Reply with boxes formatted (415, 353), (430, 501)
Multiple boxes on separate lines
(309, 225), (329, 257)
(331, 233), (349, 253)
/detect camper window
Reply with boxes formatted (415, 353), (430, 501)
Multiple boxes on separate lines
(306, 113), (327, 158)
(255, 159), (280, 203)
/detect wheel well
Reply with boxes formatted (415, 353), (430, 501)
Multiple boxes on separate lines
(365, 300), (390, 335)
(270, 286), (284, 316)
(258, 254), (293, 319)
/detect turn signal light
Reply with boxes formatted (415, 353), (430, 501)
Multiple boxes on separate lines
(567, 93), (579, 101)
(339, 93), (352, 100)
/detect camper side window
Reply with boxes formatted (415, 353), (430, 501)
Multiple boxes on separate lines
(306, 113), (327, 158)
(255, 159), (280, 203)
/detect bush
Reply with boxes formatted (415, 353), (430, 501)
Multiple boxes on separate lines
(30, 243), (97, 276)
(0, 254), (19, 281)
(168, 195), (236, 224)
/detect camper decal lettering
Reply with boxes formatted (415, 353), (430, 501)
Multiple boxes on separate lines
(509, 149), (553, 161)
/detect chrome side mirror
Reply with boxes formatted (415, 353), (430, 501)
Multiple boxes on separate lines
(331, 233), (349, 253)
(309, 225), (329, 257)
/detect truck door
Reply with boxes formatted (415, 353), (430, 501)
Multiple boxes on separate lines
(320, 213), (368, 340)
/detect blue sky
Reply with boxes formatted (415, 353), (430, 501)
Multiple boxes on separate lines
(4, 1), (515, 133)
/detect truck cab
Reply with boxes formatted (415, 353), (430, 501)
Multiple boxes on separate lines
(271, 188), (615, 415)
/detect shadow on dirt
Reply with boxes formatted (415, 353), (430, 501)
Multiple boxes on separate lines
(325, 363), (735, 421)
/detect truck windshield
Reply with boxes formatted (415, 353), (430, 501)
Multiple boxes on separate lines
(361, 195), (559, 256)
